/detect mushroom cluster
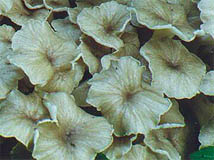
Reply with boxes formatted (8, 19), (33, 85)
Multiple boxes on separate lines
(0, 0), (213, 159)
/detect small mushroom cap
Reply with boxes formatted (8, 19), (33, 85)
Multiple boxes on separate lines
(187, 1), (201, 30)
(0, 90), (49, 146)
(2, 0), (50, 26)
(87, 56), (171, 136)
(72, 80), (90, 107)
(77, 34), (112, 74)
(32, 92), (113, 160)
(78, 27), (140, 75)
(141, 37), (206, 99)
(0, 24), (15, 45)
(190, 95), (214, 127)
(131, 0), (196, 41)
(104, 135), (136, 159)
(0, 64), (23, 99)
(198, 0), (214, 39)
(0, 25), (23, 99)
(144, 125), (189, 160)
(67, 2), (92, 24)
(159, 99), (185, 127)
(9, 20), (78, 86)
(77, 1), (131, 50)
(200, 71), (214, 96)
(199, 117), (214, 148)
(8, 51), (54, 86)
(112, 26), (141, 60)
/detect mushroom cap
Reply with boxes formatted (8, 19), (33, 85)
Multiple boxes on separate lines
(189, 95), (214, 127)
(77, 1), (131, 50)
(144, 125), (189, 160)
(77, 34), (112, 74)
(104, 135), (136, 160)
(199, 117), (214, 148)
(112, 26), (141, 60)
(0, 25), (23, 99)
(141, 37), (206, 99)
(87, 56), (171, 136)
(198, 0), (214, 39)
(159, 99), (185, 127)
(8, 20), (78, 86)
(72, 80), (90, 107)
(67, 2), (92, 24)
(32, 92), (113, 160)
(200, 71), (214, 96)
(131, 0), (196, 41)
(2, 0), (50, 26)
(0, 90), (49, 146)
